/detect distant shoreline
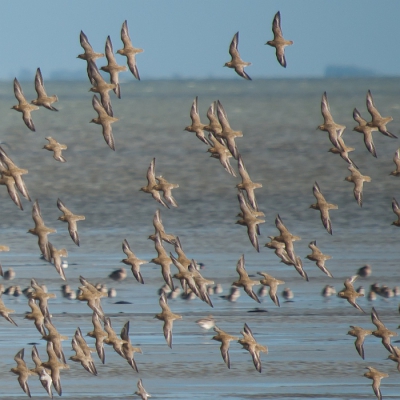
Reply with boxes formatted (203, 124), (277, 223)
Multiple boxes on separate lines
(2, 75), (400, 83)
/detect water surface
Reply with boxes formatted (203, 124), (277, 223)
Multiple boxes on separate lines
(0, 78), (399, 398)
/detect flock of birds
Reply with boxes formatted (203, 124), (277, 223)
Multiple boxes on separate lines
(3, 18), (153, 399)
(0, 10), (398, 400)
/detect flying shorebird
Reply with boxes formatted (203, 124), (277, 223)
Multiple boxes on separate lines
(305, 240), (333, 278)
(120, 321), (142, 372)
(363, 366), (389, 400)
(388, 346), (400, 372)
(338, 275), (365, 313)
(31, 68), (58, 111)
(103, 317), (127, 357)
(216, 100), (243, 159)
(135, 379), (151, 400)
(154, 175), (179, 207)
(100, 36), (127, 99)
(121, 239), (148, 284)
(328, 136), (358, 168)
(207, 132), (237, 177)
(41, 341), (69, 397)
(150, 233), (174, 290)
(154, 292), (182, 348)
(173, 237), (191, 268)
(77, 276), (106, 320)
(24, 297), (45, 335)
(212, 325), (239, 369)
(57, 198), (85, 246)
(0, 165), (23, 210)
(265, 237), (292, 263)
(0, 293), (17, 326)
(309, 182), (338, 235)
(184, 96), (209, 145)
(390, 148), (400, 176)
(29, 278), (56, 319)
(317, 92), (345, 151)
(90, 94), (118, 151)
(86, 312), (108, 364)
(48, 242), (68, 280)
(371, 306), (397, 353)
(77, 30), (105, 84)
(266, 235), (307, 280)
(224, 32), (251, 80)
(0, 146), (31, 201)
(203, 101), (223, 137)
(273, 214), (300, 265)
(188, 261), (214, 307)
(88, 60), (116, 117)
(38, 367), (53, 399)
(90, 95), (118, 151)
(69, 337), (97, 376)
(11, 78), (39, 131)
(353, 108), (379, 157)
(140, 158), (169, 208)
(27, 201), (56, 262)
(366, 90), (397, 138)
(391, 197), (400, 227)
(257, 271), (285, 307)
(30, 345), (51, 379)
(265, 11), (293, 67)
(74, 326), (98, 365)
(43, 137), (67, 162)
(170, 253), (199, 298)
(42, 317), (68, 364)
(232, 254), (261, 303)
(236, 154), (262, 211)
(344, 164), (371, 207)
(236, 192), (265, 252)
(280, 252), (308, 281)
(10, 348), (34, 398)
(347, 325), (372, 360)
(117, 20), (143, 80)
(148, 209), (177, 245)
(238, 323), (268, 373)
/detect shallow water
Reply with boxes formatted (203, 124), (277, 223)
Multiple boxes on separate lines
(0, 77), (399, 398)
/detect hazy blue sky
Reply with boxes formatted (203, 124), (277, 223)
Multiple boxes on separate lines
(2, 1), (400, 81)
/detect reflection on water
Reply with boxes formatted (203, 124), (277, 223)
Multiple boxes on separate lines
(0, 78), (399, 398)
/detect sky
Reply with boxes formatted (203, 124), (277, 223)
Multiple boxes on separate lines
(1, 0), (400, 81)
